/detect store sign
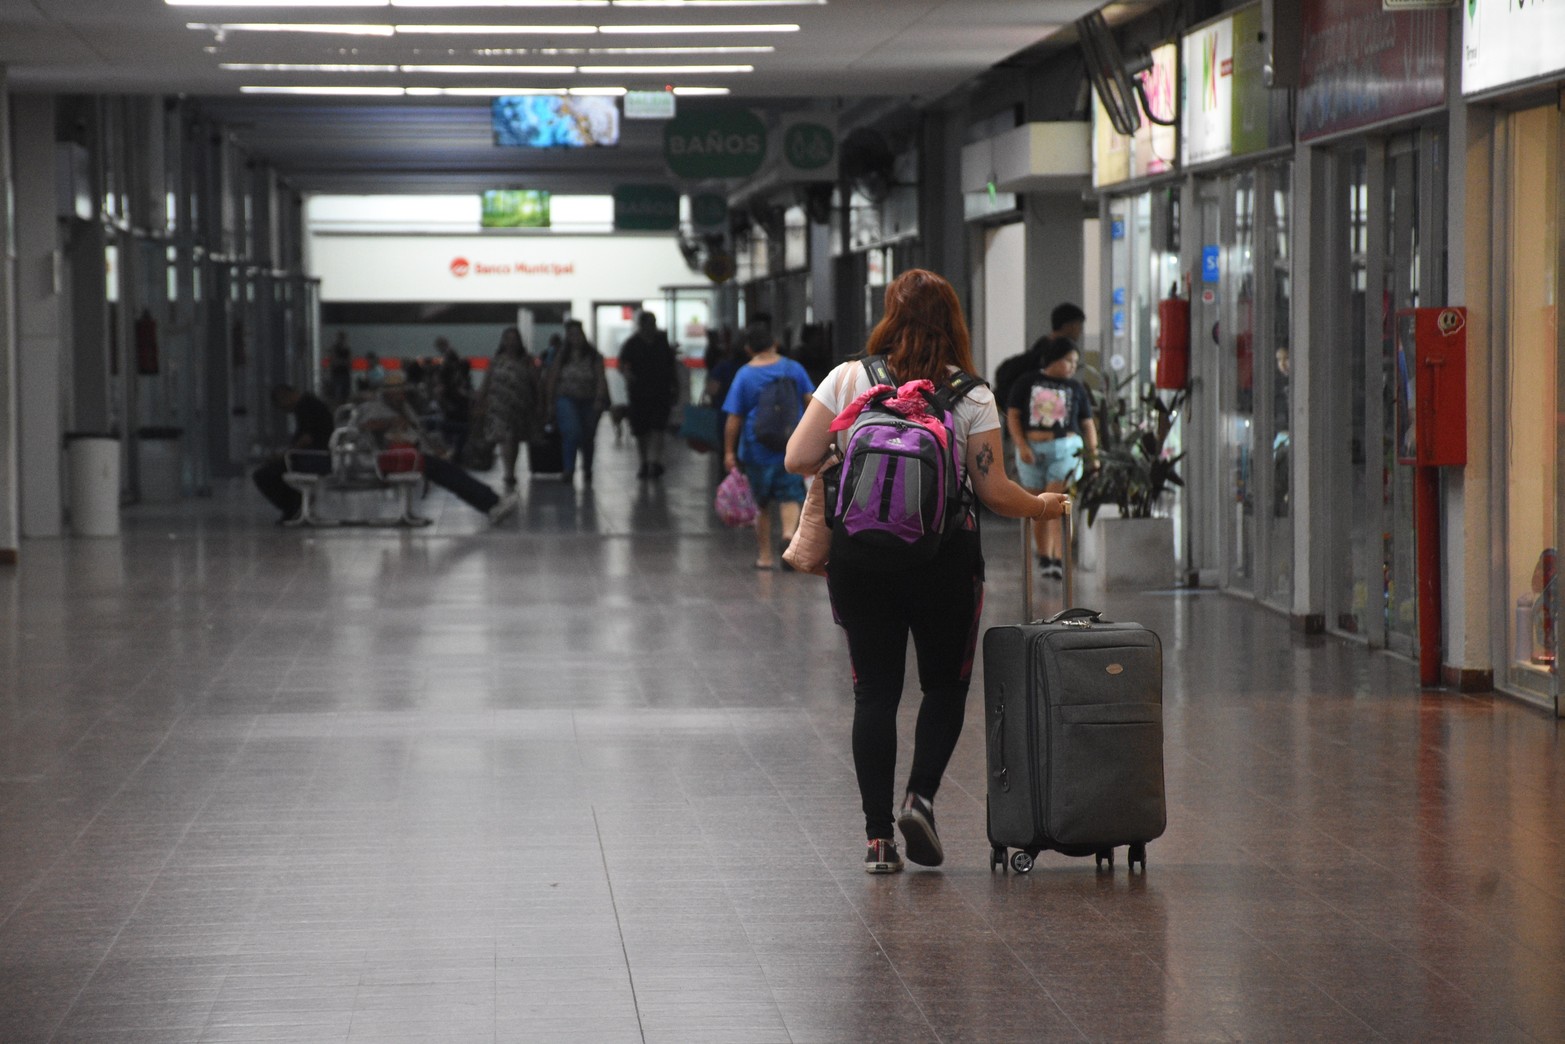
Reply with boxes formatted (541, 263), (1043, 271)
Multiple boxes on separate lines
(624, 90), (676, 120)
(1298, 0), (1446, 142)
(779, 114), (838, 180)
(1463, 0), (1565, 95)
(1202, 245), (1221, 283)
(612, 184), (680, 232)
(449, 256), (576, 279)
(1182, 18), (1234, 165)
(1177, 8), (1281, 166)
(1093, 42), (1177, 187)
(664, 109), (768, 179)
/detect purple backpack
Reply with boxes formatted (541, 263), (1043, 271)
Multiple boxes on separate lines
(825, 356), (983, 571)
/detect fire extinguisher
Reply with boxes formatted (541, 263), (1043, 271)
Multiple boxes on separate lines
(135, 309), (160, 375)
(1155, 284), (1190, 390)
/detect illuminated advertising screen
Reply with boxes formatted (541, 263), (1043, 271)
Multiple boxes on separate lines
(491, 96), (621, 148)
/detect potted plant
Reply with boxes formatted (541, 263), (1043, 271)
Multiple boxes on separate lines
(1073, 375), (1186, 589)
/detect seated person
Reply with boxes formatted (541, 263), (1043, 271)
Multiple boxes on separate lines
(351, 372), (518, 524)
(253, 383), (336, 523)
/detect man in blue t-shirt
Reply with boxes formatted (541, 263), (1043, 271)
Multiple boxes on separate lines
(722, 315), (815, 570)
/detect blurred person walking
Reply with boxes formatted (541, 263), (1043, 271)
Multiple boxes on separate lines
(618, 310), (680, 479)
(475, 326), (542, 489)
(541, 319), (609, 485)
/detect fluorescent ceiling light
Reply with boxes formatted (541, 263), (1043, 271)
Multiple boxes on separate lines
(405, 85), (558, 95)
(399, 64), (575, 73)
(172, 0), (611, 5)
(611, 1), (822, 6)
(578, 64), (752, 73)
(240, 83), (719, 95)
(598, 23), (798, 33)
(588, 45), (773, 53)
(394, 23), (598, 33)
(169, 1), (386, 7)
(241, 85), (406, 94)
(394, 1), (607, 6)
(188, 22), (395, 35)
(221, 63), (400, 72)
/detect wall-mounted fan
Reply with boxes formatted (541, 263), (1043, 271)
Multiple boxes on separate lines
(797, 182), (835, 225)
(1076, 9), (1141, 137)
(840, 128), (898, 204)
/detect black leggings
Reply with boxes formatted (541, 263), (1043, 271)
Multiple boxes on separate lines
(827, 532), (984, 840)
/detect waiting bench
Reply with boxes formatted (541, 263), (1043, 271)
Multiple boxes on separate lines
(282, 428), (431, 528)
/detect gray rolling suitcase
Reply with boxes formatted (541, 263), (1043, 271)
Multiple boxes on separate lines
(984, 512), (1166, 873)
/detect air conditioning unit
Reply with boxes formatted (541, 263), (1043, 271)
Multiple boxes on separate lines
(959, 123), (1092, 195)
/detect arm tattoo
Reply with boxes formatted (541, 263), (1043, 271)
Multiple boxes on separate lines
(976, 444), (994, 477)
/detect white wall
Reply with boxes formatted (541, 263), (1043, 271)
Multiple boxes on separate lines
(308, 234), (691, 323)
(981, 222), (1027, 378)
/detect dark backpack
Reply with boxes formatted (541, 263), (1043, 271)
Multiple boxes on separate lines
(752, 373), (803, 453)
(825, 356), (984, 571)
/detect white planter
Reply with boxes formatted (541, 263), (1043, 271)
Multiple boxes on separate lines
(1094, 515), (1175, 590)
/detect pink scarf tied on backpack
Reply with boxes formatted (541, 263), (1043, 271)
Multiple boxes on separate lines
(829, 379), (949, 448)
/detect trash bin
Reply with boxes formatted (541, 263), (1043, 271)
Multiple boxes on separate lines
(66, 433), (121, 537)
(137, 426), (184, 503)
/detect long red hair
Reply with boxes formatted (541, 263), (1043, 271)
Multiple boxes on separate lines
(863, 268), (976, 384)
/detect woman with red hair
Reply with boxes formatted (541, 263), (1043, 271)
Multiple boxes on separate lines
(786, 269), (1069, 873)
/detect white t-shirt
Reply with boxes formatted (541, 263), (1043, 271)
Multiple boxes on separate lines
(812, 359), (1000, 467)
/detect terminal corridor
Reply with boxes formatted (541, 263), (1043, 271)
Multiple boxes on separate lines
(0, 446), (1561, 1043)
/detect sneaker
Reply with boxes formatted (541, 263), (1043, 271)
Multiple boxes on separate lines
(897, 792), (944, 867)
(636, 463), (651, 479)
(650, 462), (666, 479)
(864, 838), (904, 874)
(1043, 562), (1064, 581)
(487, 491), (519, 524)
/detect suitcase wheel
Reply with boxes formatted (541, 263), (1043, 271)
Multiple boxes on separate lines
(990, 846), (1007, 872)
(1128, 843), (1147, 872)
(1009, 850), (1035, 874)
(1094, 849), (1114, 872)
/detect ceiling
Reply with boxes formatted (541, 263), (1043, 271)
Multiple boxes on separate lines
(0, 0), (1113, 195)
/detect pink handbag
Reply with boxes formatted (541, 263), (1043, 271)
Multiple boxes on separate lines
(714, 468), (759, 528)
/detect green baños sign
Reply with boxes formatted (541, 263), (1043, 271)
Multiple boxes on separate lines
(613, 184), (680, 232)
(664, 110), (768, 179)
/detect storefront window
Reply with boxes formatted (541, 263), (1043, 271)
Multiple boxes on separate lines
(1265, 164), (1294, 604)
(1224, 172), (1257, 591)
(1331, 148), (1373, 637)
(1504, 105), (1560, 700)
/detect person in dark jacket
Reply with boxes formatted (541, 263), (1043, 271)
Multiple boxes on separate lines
(618, 311), (680, 479)
(252, 384), (337, 522)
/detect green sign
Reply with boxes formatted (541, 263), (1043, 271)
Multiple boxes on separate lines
(783, 121), (835, 172)
(690, 192), (728, 230)
(664, 110), (767, 179)
(613, 184), (680, 232)
(480, 189), (550, 229)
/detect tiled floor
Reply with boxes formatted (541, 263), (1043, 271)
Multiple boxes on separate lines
(1, 439), (1561, 1043)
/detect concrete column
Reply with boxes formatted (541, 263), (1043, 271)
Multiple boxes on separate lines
(0, 69), (19, 561)
(1446, 80), (1496, 690)
(1290, 143), (1327, 631)
(918, 107), (967, 298)
(12, 94), (65, 537)
(1023, 192), (1087, 349)
(807, 222), (833, 327)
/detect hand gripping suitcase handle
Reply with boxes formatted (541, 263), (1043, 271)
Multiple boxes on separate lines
(1021, 500), (1074, 623)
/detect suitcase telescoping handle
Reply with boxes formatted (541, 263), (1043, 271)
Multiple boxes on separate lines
(1021, 500), (1075, 622)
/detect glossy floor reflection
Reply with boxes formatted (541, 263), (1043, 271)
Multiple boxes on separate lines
(1, 441), (1561, 1043)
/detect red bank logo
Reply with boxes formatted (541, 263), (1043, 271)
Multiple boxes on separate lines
(450, 257), (470, 277)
